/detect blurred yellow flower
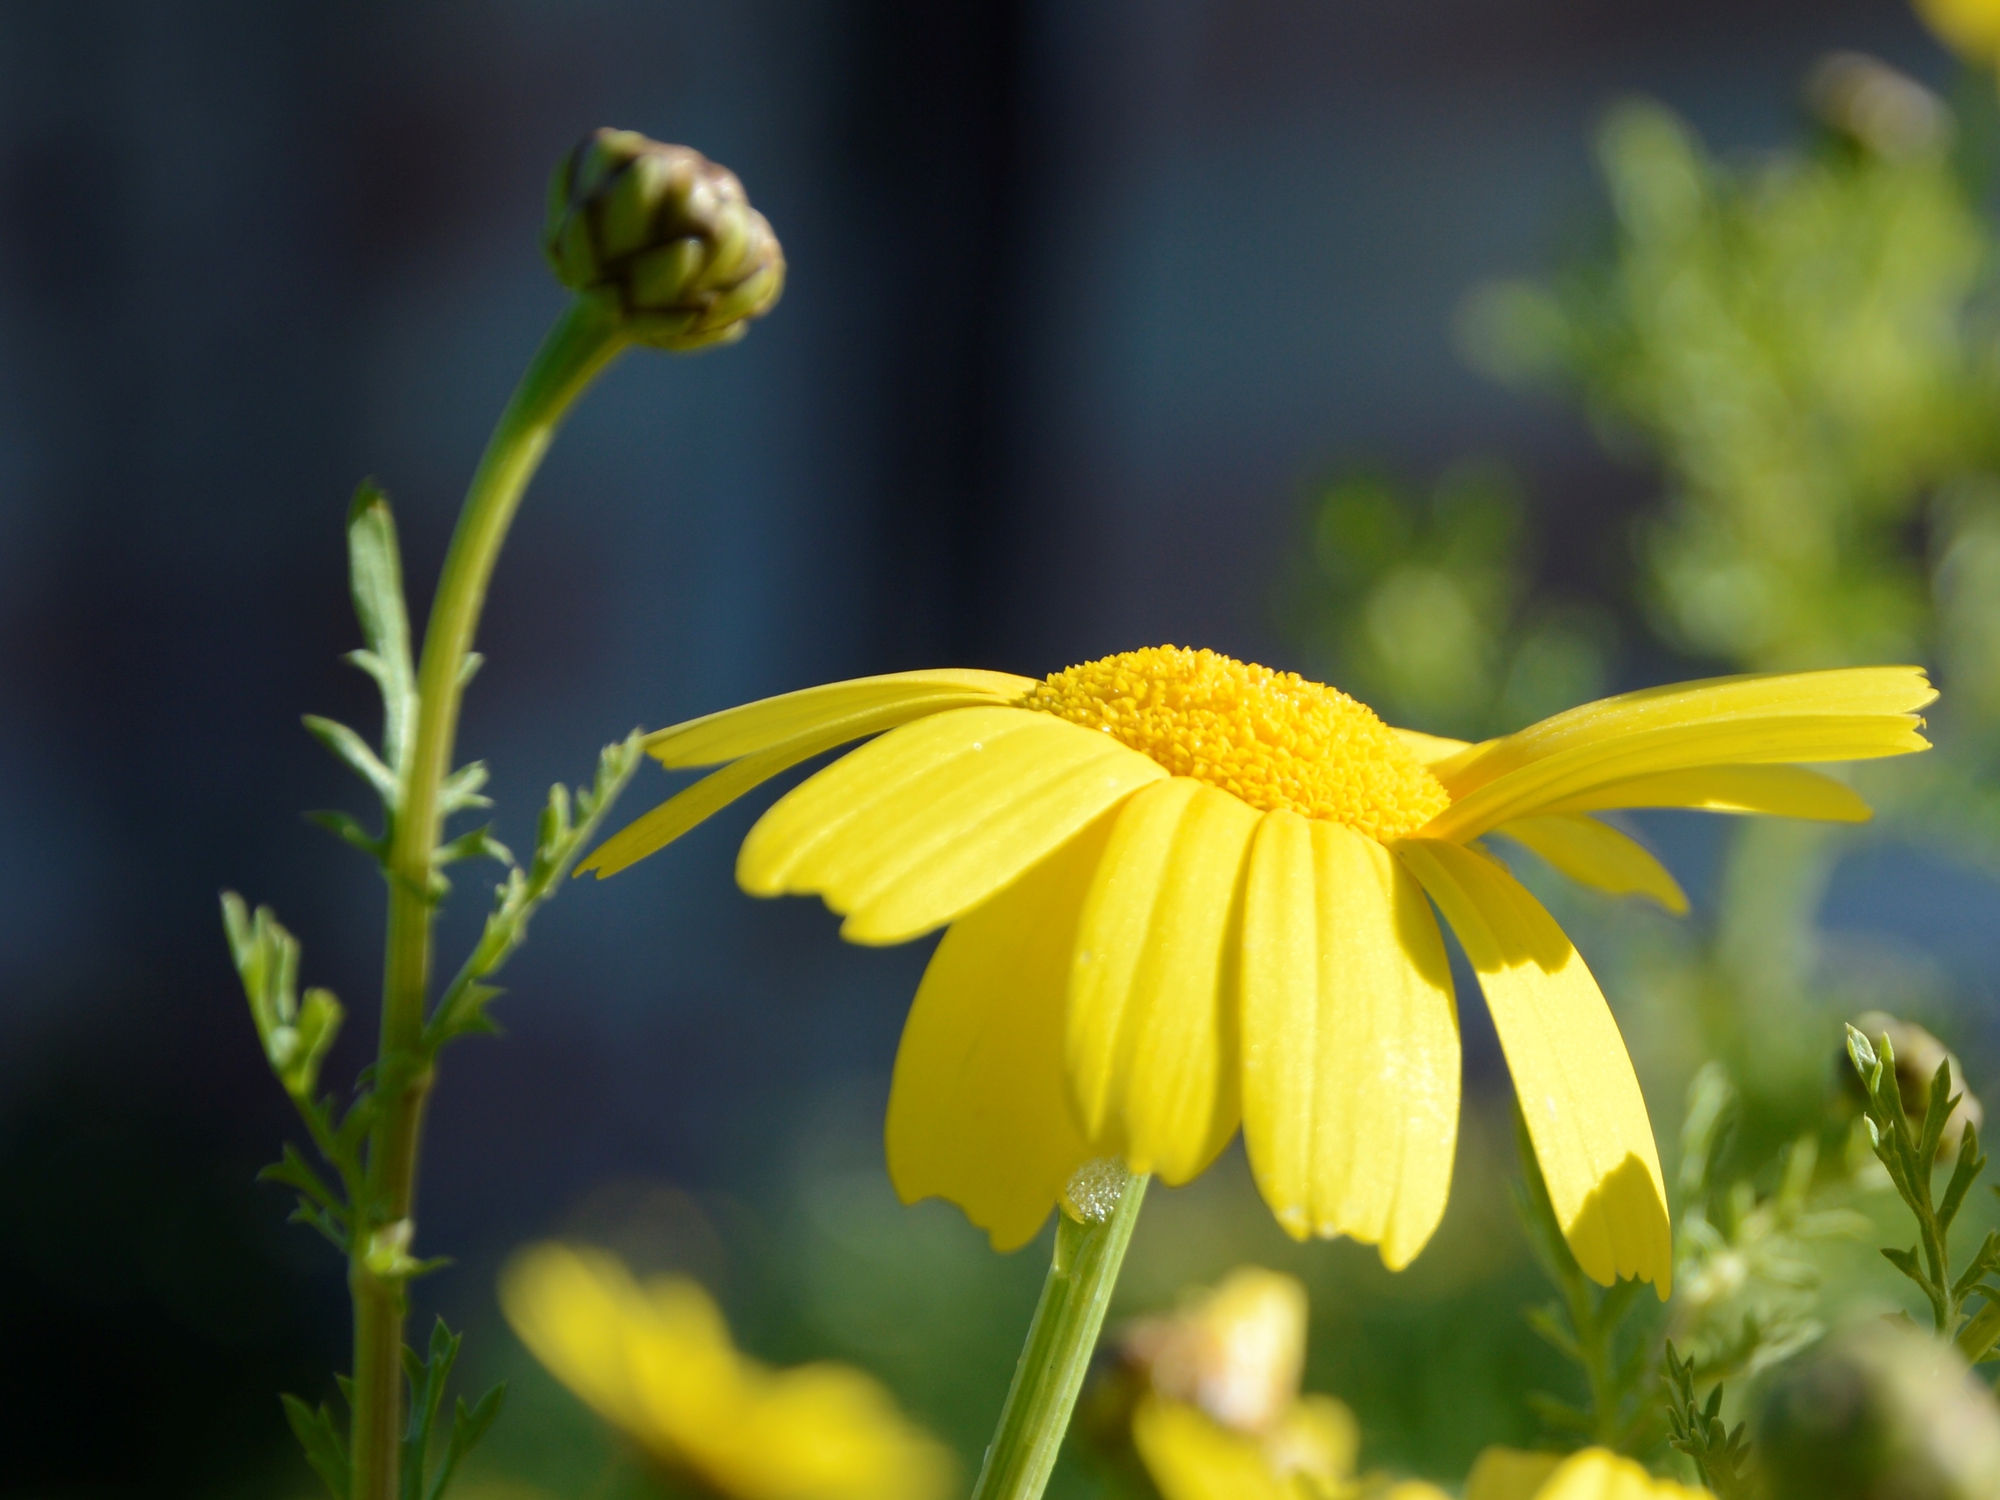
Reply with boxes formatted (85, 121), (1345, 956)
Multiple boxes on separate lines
(1120, 1264), (1373, 1500)
(1133, 1392), (1361, 1500)
(1122, 1267), (1312, 1434)
(1464, 1447), (1709, 1500)
(583, 647), (1932, 1292)
(1915, 0), (2000, 66)
(498, 1243), (955, 1500)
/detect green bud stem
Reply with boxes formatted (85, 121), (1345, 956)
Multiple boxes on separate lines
(969, 1165), (1149, 1500)
(351, 295), (630, 1500)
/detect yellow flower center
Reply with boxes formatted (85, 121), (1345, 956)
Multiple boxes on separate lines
(1018, 646), (1451, 840)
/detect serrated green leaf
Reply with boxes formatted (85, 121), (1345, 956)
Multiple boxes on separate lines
(1845, 1023), (1878, 1076)
(221, 890), (256, 972)
(1527, 1393), (1592, 1432)
(346, 483), (417, 774)
(260, 1143), (343, 1215)
(436, 826), (514, 870)
(1941, 1122), (1985, 1232)
(304, 715), (401, 808)
(1881, 1244), (1928, 1288)
(1958, 1298), (2000, 1363)
(427, 982), (505, 1049)
(424, 734), (642, 1060)
(404, 1319), (463, 1500)
(438, 761), (492, 818)
(290, 1202), (348, 1250)
(537, 782), (573, 860)
(224, 894), (310, 1080)
(1920, 1058), (1958, 1164)
(282, 1393), (350, 1500)
(1523, 1303), (1580, 1359)
(305, 809), (388, 864)
(279, 987), (343, 1099)
(427, 1384), (506, 1500)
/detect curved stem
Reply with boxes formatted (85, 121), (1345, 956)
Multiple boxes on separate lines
(349, 295), (628, 1500)
(970, 1166), (1149, 1500)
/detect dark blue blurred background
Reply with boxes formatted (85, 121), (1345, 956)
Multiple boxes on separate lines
(0, 2), (1962, 1494)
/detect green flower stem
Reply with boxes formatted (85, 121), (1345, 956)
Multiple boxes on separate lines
(351, 294), (629, 1500)
(970, 1165), (1149, 1500)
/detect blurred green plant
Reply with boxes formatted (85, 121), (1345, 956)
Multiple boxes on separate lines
(1461, 59), (1993, 676)
(1669, 1062), (1869, 1387)
(1292, 461), (1614, 742)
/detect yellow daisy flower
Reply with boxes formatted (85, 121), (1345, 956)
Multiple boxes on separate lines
(498, 1243), (955, 1500)
(1464, 1447), (1709, 1500)
(581, 647), (1932, 1293)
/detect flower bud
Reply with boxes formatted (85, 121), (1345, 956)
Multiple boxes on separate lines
(1841, 1011), (1983, 1160)
(544, 129), (785, 351)
(1756, 1324), (2000, 1499)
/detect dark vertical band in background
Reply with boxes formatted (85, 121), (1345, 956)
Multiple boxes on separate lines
(847, 0), (1034, 669)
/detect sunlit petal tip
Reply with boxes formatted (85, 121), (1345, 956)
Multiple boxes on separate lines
(1428, 666), (1943, 841)
(1397, 838), (1669, 1297)
(1493, 815), (1689, 915)
(1377, 1227), (1431, 1274)
(1563, 1152), (1674, 1299)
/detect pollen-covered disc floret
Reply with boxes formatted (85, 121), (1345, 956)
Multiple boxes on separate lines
(1017, 646), (1451, 841)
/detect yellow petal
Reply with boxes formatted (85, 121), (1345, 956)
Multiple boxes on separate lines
(645, 669), (1035, 768)
(499, 1244), (740, 1460)
(1425, 711), (1927, 843)
(1066, 778), (1260, 1182)
(1492, 815), (1689, 915)
(1394, 839), (1672, 1295)
(1530, 763), (1871, 823)
(1392, 727), (1475, 767)
(1432, 666), (1933, 794)
(713, 1362), (957, 1500)
(737, 706), (1167, 945)
(1528, 1448), (1711, 1500)
(1464, 1448), (1564, 1500)
(621, 1280), (761, 1458)
(1130, 1397), (1288, 1500)
(1263, 1393), (1359, 1482)
(503, 1245), (952, 1500)
(579, 725), (858, 879)
(1240, 809), (1459, 1267)
(884, 818), (1108, 1251)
